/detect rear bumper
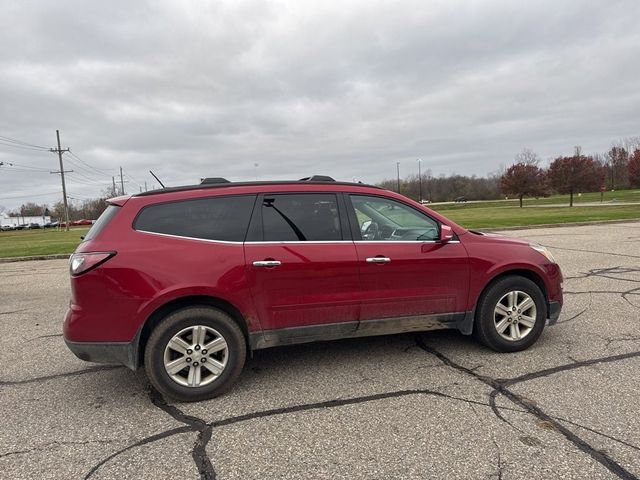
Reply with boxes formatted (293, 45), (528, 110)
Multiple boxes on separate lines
(64, 338), (139, 370)
(547, 300), (562, 325)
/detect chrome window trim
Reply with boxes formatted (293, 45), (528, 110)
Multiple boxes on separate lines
(135, 229), (244, 245)
(135, 229), (460, 245)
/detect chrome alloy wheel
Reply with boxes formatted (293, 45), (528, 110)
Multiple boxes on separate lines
(163, 325), (229, 387)
(493, 290), (537, 341)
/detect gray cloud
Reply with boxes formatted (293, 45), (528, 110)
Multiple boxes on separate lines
(1, 0), (639, 209)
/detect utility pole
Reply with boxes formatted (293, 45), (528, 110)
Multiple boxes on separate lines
(396, 162), (400, 193)
(144, 181), (148, 192)
(120, 166), (125, 195)
(49, 130), (72, 231)
(417, 159), (422, 203)
(112, 176), (117, 196)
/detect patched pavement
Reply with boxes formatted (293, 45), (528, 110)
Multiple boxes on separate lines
(1, 222), (639, 479)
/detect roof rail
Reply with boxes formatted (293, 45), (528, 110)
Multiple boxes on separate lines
(298, 175), (335, 182)
(200, 177), (231, 185)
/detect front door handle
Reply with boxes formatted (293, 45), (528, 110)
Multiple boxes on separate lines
(253, 260), (282, 267)
(365, 257), (391, 264)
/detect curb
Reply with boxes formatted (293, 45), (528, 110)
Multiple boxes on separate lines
(0, 254), (70, 264)
(482, 218), (640, 232)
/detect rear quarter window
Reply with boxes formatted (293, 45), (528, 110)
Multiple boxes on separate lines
(133, 195), (256, 242)
(82, 204), (120, 242)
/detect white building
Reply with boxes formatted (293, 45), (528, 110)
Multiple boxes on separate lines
(0, 212), (51, 227)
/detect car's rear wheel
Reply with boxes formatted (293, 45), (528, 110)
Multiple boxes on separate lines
(474, 275), (546, 352)
(144, 306), (246, 402)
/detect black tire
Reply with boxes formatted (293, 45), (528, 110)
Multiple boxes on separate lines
(473, 275), (547, 352)
(144, 306), (246, 402)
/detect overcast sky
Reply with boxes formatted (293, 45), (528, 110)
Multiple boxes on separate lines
(1, 0), (639, 210)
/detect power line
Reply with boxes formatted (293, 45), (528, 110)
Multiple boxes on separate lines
(124, 172), (142, 188)
(64, 174), (110, 186)
(0, 161), (50, 172)
(68, 151), (114, 176)
(0, 168), (48, 174)
(0, 191), (61, 200)
(0, 134), (49, 150)
(0, 141), (49, 152)
(63, 158), (107, 182)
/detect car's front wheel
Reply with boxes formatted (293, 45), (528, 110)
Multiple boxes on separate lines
(474, 275), (547, 352)
(144, 306), (246, 402)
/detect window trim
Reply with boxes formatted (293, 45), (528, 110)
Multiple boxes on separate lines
(132, 193), (258, 243)
(345, 193), (443, 242)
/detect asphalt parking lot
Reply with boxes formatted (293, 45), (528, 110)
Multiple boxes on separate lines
(1, 221), (639, 480)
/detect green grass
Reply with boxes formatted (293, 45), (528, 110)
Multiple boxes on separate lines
(427, 188), (640, 229)
(433, 204), (640, 229)
(0, 227), (89, 258)
(429, 188), (640, 210)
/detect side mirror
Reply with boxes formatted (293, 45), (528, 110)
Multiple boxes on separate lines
(439, 224), (454, 243)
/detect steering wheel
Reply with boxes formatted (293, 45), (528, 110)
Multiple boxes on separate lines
(362, 221), (379, 240)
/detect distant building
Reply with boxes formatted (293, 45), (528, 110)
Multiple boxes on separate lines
(0, 212), (51, 227)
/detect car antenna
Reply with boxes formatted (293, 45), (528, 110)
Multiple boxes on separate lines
(149, 170), (165, 188)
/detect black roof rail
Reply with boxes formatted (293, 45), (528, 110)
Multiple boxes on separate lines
(298, 175), (335, 182)
(200, 177), (231, 185)
(134, 178), (382, 197)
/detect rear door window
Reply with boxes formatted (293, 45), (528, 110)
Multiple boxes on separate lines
(260, 193), (342, 241)
(134, 195), (256, 242)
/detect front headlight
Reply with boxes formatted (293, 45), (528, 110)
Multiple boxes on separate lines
(529, 243), (556, 264)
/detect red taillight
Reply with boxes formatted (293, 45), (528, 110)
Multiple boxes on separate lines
(69, 252), (116, 276)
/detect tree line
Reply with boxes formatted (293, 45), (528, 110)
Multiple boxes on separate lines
(379, 137), (640, 206)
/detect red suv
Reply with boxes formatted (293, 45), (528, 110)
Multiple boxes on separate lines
(64, 176), (562, 401)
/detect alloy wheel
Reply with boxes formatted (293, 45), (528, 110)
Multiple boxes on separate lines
(163, 325), (229, 387)
(493, 290), (537, 342)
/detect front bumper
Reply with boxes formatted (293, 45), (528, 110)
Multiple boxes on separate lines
(65, 338), (139, 370)
(547, 300), (562, 325)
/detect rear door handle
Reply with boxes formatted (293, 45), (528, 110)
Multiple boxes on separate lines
(253, 260), (282, 267)
(365, 257), (391, 264)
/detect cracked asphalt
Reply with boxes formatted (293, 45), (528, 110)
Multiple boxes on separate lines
(1, 221), (639, 479)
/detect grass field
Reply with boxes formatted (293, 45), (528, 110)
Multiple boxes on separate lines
(0, 228), (89, 258)
(0, 189), (639, 258)
(433, 204), (640, 229)
(428, 189), (640, 228)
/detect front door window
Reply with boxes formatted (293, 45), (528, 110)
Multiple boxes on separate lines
(351, 195), (439, 241)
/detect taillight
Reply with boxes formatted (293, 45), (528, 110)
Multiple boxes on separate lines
(69, 252), (116, 276)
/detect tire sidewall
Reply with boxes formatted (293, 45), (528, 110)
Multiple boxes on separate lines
(145, 307), (246, 401)
(477, 277), (547, 352)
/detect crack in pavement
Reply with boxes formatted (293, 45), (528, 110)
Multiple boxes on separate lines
(416, 337), (640, 480)
(561, 266), (640, 309)
(83, 426), (193, 479)
(0, 439), (117, 459)
(468, 402), (505, 479)
(557, 292), (592, 324)
(564, 266), (640, 282)
(148, 387), (216, 480)
(541, 244), (640, 259)
(0, 365), (123, 386)
(0, 309), (30, 316)
(81, 387), (529, 479)
(208, 388), (525, 429)
(13, 349), (639, 479)
(499, 350), (640, 387)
